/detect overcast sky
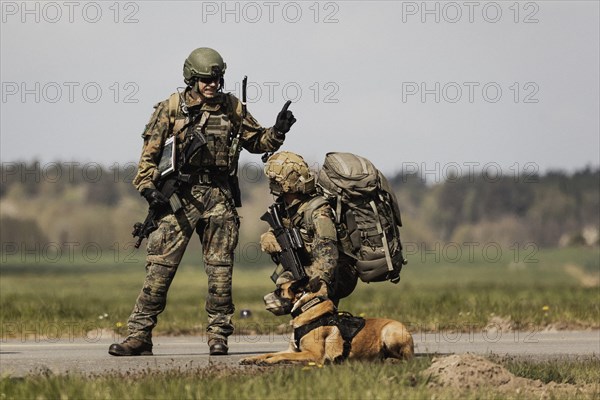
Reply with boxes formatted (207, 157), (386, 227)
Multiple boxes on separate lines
(1, 1), (598, 177)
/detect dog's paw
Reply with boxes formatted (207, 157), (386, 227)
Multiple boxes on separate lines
(239, 357), (258, 365)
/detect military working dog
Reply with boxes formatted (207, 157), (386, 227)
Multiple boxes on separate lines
(240, 279), (414, 365)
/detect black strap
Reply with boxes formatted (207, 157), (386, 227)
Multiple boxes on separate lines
(293, 311), (365, 362)
(333, 312), (366, 362)
(294, 312), (336, 350)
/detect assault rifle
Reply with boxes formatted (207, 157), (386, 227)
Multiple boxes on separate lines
(260, 201), (307, 283)
(132, 176), (183, 248)
(132, 110), (208, 248)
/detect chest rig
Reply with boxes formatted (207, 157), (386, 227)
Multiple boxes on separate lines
(168, 92), (241, 172)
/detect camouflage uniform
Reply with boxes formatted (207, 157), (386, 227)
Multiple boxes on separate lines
(128, 89), (285, 345)
(280, 195), (358, 304)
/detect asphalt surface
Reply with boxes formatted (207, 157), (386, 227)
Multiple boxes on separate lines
(1, 330), (598, 377)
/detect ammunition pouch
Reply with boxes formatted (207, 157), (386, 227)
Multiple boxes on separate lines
(183, 127), (208, 166)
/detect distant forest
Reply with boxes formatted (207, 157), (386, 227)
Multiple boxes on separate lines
(1, 162), (598, 258)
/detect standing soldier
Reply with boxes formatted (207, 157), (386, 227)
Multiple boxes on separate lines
(260, 152), (358, 306)
(109, 48), (296, 356)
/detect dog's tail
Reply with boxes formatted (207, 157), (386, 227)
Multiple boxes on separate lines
(382, 322), (414, 360)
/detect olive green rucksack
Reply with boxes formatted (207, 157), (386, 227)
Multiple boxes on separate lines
(317, 152), (406, 284)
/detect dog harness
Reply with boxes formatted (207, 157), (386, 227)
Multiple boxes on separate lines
(292, 297), (365, 362)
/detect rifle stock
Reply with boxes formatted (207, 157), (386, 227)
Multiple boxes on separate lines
(132, 209), (158, 249)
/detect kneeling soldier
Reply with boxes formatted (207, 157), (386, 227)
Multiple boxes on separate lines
(261, 152), (358, 305)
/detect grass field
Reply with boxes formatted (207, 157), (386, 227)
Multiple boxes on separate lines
(1, 246), (598, 399)
(1, 357), (599, 399)
(1, 246), (598, 339)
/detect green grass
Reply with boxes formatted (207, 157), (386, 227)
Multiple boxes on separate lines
(1, 247), (598, 339)
(1, 357), (598, 400)
(1, 247), (598, 399)
(498, 356), (600, 385)
(0, 360), (430, 400)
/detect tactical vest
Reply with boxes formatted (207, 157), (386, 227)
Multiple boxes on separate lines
(167, 92), (241, 171)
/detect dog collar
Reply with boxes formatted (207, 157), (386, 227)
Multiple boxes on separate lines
(291, 296), (329, 318)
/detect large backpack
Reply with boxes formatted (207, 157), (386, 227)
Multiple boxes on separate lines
(317, 152), (406, 283)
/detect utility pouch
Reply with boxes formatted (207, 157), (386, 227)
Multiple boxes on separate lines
(185, 125), (208, 165)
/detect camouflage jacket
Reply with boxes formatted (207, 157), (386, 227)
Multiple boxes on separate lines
(283, 196), (338, 285)
(133, 89), (285, 192)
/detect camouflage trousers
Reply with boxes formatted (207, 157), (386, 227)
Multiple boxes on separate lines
(127, 182), (239, 344)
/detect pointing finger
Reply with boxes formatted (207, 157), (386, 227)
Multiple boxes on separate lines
(280, 100), (292, 113)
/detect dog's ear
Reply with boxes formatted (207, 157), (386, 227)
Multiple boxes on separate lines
(307, 277), (323, 293)
(289, 276), (309, 293)
(275, 271), (295, 286)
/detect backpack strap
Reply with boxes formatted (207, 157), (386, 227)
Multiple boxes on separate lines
(299, 196), (330, 228)
(334, 194), (342, 224)
(167, 93), (180, 128)
(369, 200), (394, 273)
(167, 92), (191, 139)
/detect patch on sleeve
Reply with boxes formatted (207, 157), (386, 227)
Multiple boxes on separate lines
(313, 213), (337, 241)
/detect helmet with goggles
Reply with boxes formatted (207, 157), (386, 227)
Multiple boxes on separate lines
(264, 152), (316, 195)
(183, 47), (227, 85)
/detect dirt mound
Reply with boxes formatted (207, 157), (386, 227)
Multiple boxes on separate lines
(423, 354), (594, 398)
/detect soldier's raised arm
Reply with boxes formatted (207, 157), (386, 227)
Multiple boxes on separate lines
(236, 98), (296, 154)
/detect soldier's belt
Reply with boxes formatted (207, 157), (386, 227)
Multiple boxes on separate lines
(180, 171), (229, 185)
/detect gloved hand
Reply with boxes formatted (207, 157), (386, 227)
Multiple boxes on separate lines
(141, 188), (169, 209)
(260, 231), (282, 254)
(274, 100), (296, 134)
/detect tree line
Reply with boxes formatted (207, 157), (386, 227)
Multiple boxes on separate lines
(1, 162), (598, 257)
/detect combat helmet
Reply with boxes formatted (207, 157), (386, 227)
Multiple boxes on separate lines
(183, 47), (227, 85)
(264, 152), (316, 195)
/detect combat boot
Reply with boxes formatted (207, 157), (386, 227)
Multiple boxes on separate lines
(108, 337), (153, 356)
(208, 338), (228, 356)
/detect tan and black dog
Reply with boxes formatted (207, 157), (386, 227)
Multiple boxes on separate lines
(240, 280), (414, 365)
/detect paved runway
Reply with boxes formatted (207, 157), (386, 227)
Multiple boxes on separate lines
(1, 331), (598, 377)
